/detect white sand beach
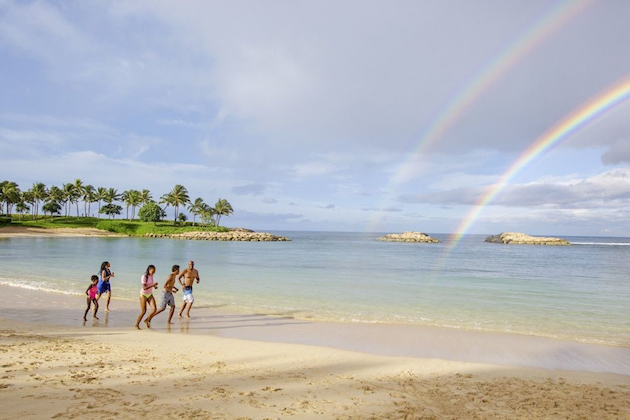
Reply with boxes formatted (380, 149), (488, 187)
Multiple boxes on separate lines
(0, 225), (122, 238)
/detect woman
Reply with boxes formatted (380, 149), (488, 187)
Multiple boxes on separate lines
(135, 265), (159, 329)
(97, 261), (115, 312)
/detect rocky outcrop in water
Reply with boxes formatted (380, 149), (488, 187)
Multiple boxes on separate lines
(485, 232), (569, 245)
(145, 231), (291, 241)
(377, 232), (440, 243)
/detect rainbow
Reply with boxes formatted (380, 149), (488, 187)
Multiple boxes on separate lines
(366, 0), (592, 232)
(447, 74), (630, 249)
(391, 0), (592, 185)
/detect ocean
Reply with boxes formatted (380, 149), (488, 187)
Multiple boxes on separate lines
(1, 231), (629, 347)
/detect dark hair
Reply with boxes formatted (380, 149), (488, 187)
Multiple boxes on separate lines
(172, 264), (180, 272)
(91, 275), (99, 281)
(100, 261), (110, 272)
(145, 265), (156, 276)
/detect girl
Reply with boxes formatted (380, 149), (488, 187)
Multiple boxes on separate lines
(135, 265), (158, 329)
(97, 261), (115, 312)
(84, 275), (99, 321)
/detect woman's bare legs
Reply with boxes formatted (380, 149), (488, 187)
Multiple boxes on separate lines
(145, 296), (157, 328)
(135, 295), (147, 329)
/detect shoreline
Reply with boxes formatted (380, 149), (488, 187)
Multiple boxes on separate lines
(1, 283), (629, 377)
(2, 279), (628, 350)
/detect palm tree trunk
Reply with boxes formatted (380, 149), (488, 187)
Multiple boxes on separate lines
(98, 201), (101, 219)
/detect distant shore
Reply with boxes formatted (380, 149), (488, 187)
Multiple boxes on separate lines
(0, 284), (628, 419)
(0, 218), (290, 241)
(0, 225), (123, 238)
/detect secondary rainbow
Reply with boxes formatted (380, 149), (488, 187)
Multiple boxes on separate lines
(366, 0), (592, 232)
(447, 74), (630, 249)
(390, 0), (592, 185)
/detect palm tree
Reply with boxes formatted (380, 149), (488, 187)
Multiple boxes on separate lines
(122, 190), (132, 220)
(21, 191), (35, 220)
(104, 188), (121, 219)
(129, 190), (142, 220)
(73, 179), (84, 217)
(200, 203), (215, 226)
(95, 187), (107, 219)
(82, 185), (95, 218)
(46, 186), (63, 222)
(0, 181), (20, 216)
(140, 189), (153, 205)
(213, 198), (234, 227)
(187, 198), (205, 226)
(15, 200), (29, 221)
(30, 182), (48, 220)
(61, 183), (76, 217)
(162, 185), (190, 224)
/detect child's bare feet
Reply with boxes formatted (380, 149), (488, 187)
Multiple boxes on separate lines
(83, 317), (87, 321)
(186, 314), (191, 319)
(144, 319), (151, 329)
(106, 308), (111, 312)
(93, 315), (99, 320)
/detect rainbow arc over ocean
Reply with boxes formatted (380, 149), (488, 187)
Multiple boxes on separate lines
(443, 74), (630, 255)
(366, 0), (592, 232)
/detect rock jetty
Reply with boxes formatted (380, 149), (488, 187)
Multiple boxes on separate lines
(485, 232), (569, 245)
(145, 231), (291, 241)
(377, 232), (440, 243)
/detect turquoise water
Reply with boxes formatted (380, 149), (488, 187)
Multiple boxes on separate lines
(0, 232), (629, 347)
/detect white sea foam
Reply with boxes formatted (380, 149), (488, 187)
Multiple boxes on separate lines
(572, 242), (630, 246)
(0, 277), (80, 296)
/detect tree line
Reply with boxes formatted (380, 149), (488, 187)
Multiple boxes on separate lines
(0, 180), (234, 226)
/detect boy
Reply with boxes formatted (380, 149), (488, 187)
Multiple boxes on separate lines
(147, 265), (180, 324)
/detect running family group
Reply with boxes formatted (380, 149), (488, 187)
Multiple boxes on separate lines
(83, 260), (201, 329)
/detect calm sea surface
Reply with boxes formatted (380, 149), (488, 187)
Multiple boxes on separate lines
(1, 232), (629, 347)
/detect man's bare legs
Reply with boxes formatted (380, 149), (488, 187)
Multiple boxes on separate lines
(179, 302), (193, 318)
(167, 306), (175, 324)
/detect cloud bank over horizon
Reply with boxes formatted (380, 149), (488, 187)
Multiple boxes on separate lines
(1, 0), (630, 235)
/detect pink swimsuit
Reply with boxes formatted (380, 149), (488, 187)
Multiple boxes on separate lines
(88, 284), (98, 300)
(141, 274), (155, 296)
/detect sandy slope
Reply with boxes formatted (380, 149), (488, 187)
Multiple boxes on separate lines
(0, 319), (628, 419)
(0, 225), (122, 238)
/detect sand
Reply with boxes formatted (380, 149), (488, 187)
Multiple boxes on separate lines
(1, 296), (629, 419)
(0, 225), (122, 238)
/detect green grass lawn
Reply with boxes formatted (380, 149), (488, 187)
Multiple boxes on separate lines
(3, 216), (229, 236)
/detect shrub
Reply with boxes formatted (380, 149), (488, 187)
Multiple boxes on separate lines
(138, 202), (166, 224)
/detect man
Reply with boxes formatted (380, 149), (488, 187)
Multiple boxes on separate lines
(147, 264), (180, 325)
(178, 260), (200, 318)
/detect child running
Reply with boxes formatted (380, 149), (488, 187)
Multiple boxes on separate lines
(84, 275), (99, 321)
(147, 265), (180, 325)
(135, 265), (159, 329)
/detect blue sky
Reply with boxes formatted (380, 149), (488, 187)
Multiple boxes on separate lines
(1, 0), (630, 235)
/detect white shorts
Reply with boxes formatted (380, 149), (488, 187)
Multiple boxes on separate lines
(183, 287), (194, 304)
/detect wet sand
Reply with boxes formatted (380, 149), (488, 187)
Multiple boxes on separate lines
(1, 284), (629, 376)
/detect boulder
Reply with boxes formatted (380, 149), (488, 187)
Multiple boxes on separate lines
(485, 232), (570, 245)
(377, 232), (440, 243)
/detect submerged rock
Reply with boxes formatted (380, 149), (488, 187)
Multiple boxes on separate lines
(377, 231), (440, 243)
(485, 232), (570, 245)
